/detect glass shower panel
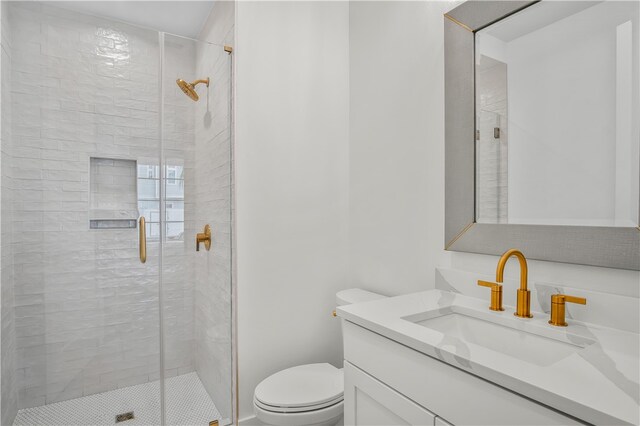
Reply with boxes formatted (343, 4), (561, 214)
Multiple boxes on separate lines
(4, 4), (233, 426)
(7, 2), (164, 424)
(161, 34), (234, 426)
(476, 109), (508, 224)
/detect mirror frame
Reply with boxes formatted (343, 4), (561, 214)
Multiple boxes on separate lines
(444, 0), (640, 270)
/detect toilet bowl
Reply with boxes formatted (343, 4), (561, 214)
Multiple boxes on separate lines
(254, 363), (344, 426)
(253, 289), (386, 426)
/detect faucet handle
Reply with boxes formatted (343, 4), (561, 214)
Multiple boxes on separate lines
(548, 294), (586, 327)
(477, 280), (504, 312)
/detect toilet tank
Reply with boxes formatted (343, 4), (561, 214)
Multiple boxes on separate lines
(336, 288), (386, 306)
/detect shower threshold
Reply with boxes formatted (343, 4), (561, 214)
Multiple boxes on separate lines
(13, 372), (228, 426)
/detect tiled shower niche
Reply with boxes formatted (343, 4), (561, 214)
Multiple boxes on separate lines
(89, 157), (138, 229)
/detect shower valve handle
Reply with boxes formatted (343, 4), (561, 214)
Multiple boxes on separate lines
(196, 224), (212, 252)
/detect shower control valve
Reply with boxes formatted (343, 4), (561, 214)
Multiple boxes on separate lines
(196, 224), (212, 252)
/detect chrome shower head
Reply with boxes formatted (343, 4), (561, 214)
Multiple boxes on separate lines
(176, 77), (209, 101)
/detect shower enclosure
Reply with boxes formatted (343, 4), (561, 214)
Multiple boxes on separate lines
(0, 2), (235, 425)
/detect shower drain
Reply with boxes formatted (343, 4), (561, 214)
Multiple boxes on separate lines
(115, 412), (135, 423)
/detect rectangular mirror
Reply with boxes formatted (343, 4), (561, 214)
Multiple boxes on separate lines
(475, 1), (639, 228)
(444, 0), (640, 270)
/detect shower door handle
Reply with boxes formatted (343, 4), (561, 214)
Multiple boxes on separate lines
(139, 216), (147, 264)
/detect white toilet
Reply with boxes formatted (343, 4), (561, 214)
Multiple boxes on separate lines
(253, 289), (386, 426)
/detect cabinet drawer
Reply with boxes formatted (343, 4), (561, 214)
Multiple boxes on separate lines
(343, 321), (584, 426)
(345, 361), (436, 426)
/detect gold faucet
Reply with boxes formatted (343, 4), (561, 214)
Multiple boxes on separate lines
(548, 294), (586, 327)
(498, 249), (532, 318)
(477, 280), (504, 311)
(477, 249), (532, 318)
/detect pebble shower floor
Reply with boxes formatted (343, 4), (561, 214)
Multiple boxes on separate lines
(12, 372), (223, 425)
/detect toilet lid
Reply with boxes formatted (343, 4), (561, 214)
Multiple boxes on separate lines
(254, 363), (344, 409)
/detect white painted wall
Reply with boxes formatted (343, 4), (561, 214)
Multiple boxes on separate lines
(0, 1), (18, 423)
(349, 1), (448, 297)
(505, 1), (639, 227)
(235, 1), (350, 420)
(234, 1), (639, 423)
(349, 0), (639, 299)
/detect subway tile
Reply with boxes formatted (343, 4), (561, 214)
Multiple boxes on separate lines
(4, 2), (233, 414)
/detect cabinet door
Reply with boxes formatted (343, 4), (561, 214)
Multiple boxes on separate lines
(344, 361), (435, 426)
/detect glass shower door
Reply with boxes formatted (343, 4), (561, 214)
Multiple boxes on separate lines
(7, 4), (166, 424)
(476, 109), (508, 224)
(160, 34), (234, 425)
(4, 4), (233, 425)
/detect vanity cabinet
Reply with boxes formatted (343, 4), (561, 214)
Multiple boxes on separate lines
(344, 361), (436, 425)
(342, 321), (585, 426)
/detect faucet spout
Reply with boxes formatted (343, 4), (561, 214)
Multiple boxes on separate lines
(496, 249), (528, 291)
(495, 249), (532, 318)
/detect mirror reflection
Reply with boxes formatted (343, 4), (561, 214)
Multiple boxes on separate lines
(475, 1), (639, 227)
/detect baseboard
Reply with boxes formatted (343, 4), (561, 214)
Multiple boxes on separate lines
(238, 414), (263, 426)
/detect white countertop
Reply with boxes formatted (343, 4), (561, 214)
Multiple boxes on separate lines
(337, 289), (639, 425)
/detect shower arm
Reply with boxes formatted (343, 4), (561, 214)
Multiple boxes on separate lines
(191, 78), (209, 87)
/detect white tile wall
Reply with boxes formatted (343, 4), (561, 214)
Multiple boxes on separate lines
(6, 2), (196, 410)
(0, 2), (234, 421)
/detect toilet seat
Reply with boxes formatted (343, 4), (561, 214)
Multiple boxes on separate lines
(254, 394), (343, 413)
(254, 399), (343, 426)
(254, 363), (344, 413)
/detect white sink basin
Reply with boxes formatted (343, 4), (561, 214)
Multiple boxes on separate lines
(403, 306), (594, 367)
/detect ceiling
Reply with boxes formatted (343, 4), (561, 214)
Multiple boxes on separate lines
(483, 1), (601, 42)
(481, 0), (602, 42)
(50, 1), (215, 39)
